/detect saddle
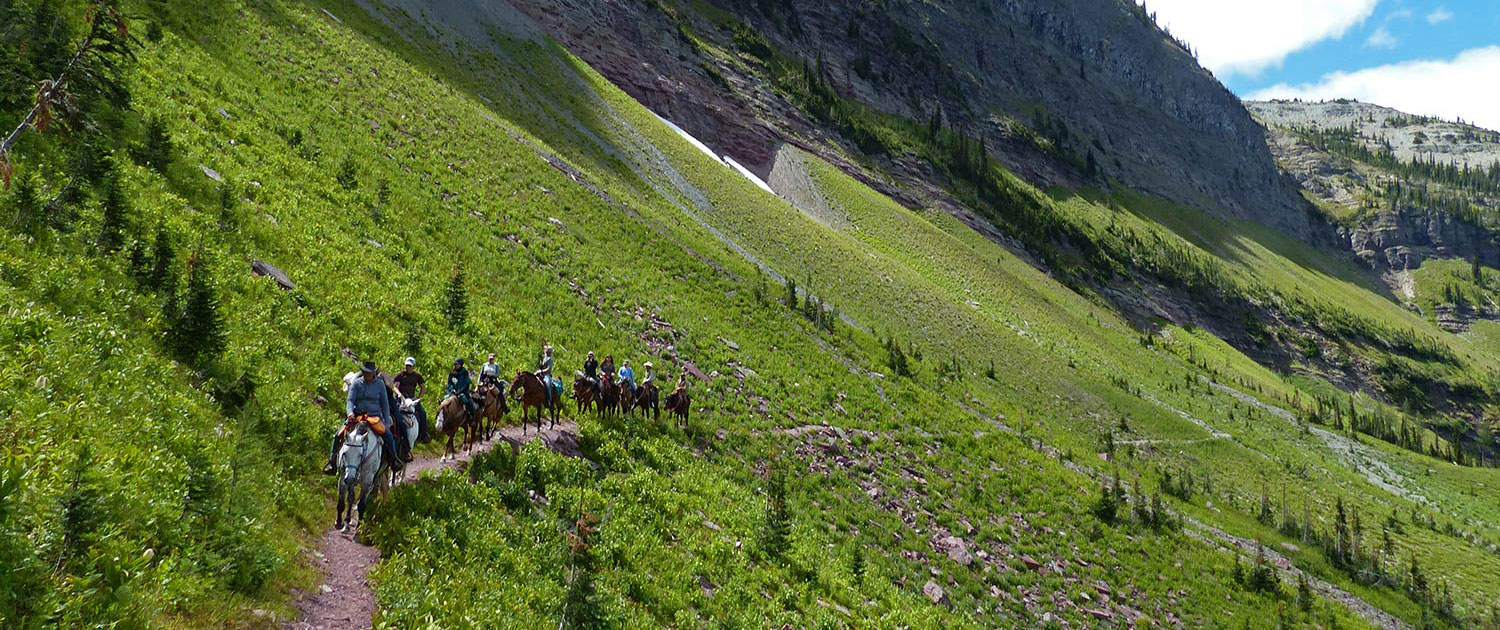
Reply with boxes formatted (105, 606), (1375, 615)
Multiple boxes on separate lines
(346, 414), (386, 436)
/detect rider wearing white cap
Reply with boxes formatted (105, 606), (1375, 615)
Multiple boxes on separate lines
(392, 356), (428, 442)
(480, 352), (501, 388)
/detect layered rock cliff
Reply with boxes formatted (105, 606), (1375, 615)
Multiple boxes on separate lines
(1250, 100), (1500, 273)
(508, 0), (1322, 240)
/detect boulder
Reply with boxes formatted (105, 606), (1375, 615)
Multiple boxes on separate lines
(250, 259), (296, 290)
(922, 580), (948, 606)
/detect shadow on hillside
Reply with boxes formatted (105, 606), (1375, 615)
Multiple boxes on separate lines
(1093, 190), (1404, 307)
(306, 0), (633, 185)
(158, 0), (631, 195)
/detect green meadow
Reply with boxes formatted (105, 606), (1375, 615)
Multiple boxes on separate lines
(1, 0), (1498, 628)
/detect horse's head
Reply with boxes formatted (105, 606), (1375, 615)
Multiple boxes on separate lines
(338, 424), (371, 484)
(510, 371), (531, 396)
(341, 371), (359, 393)
(399, 397), (421, 414)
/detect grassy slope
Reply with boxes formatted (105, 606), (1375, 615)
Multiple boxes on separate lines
(1, 0), (1497, 628)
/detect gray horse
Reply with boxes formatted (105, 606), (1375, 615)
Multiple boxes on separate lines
(392, 397), (420, 484)
(335, 423), (388, 532)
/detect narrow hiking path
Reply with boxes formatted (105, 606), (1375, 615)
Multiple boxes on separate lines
(285, 420), (580, 630)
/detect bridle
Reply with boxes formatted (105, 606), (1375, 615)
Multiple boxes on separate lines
(341, 424), (379, 479)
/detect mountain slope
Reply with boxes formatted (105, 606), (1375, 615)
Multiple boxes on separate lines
(1249, 99), (1500, 333)
(1, 1), (1499, 629)
(510, 0), (1323, 240)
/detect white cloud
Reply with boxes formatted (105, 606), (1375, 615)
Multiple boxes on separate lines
(1364, 26), (1398, 48)
(1140, 0), (1379, 78)
(1426, 6), (1454, 24)
(1249, 46), (1500, 130)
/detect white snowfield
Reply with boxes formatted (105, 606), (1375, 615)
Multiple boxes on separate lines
(655, 113), (775, 196)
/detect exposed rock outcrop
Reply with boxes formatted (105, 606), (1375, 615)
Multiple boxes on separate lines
(508, 0), (1323, 241)
(1345, 208), (1500, 270)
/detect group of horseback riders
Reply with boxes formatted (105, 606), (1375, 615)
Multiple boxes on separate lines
(322, 344), (688, 475)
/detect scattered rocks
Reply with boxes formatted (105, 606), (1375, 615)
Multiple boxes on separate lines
(922, 580), (948, 606)
(198, 164), (223, 182)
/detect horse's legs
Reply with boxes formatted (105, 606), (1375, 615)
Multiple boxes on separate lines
(336, 484), (347, 530)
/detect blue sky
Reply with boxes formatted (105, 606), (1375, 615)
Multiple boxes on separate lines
(1142, 0), (1500, 129)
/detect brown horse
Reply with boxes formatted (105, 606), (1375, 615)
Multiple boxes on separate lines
(434, 395), (478, 460)
(665, 389), (690, 428)
(471, 382), (508, 445)
(597, 374), (619, 418)
(511, 371), (561, 432)
(634, 383), (659, 420)
(572, 374), (596, 417)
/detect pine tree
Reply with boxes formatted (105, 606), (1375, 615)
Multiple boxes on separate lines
(561, 512), (604, 630)
(97, 173), (128, 253)
(760, 463), (791, 560)
(403, 321), (423, 359)
(166, 250), (226, 364)
(136, 115), (173, 173)
(336, 155), (359, 191)
(148, 223), (177, 294)
(785, 276), (797, 308)
(443, 267), (468, 330)
(1296, 572), (1313, 612)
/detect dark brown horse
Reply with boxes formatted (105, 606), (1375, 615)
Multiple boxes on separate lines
(617, 381), (635, 417)
(634, 383), (659, 420)
(665, 389), (690, 428)
(511, 371), (561, 432)
(572, 374), (596, 417)
(597, 374), (619, 418)
(472, 382), (508, 444)
(434, 395), (477, 460)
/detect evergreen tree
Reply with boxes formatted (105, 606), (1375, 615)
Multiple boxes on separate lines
(1296, 572), (1313, 612)
(760, 463), (791, 560)
(403, 321), (423, 359)
(97, 173), (128, 253)
(148, 223), (177, 294)
(126, 240), (149, 281)
(561, 513), (604, 630)
(785, 276), (797, 308)
(136, 115), (173, 173)
(336, 155), (359, 191)
(443, 267), (468, 330)
(166, 250), (226, 364)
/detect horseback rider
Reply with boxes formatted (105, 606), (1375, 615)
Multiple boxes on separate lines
(325, 361), (402, 475)
(480, 352), (501, 389)
(619, 359), (635, 396)
(673, 370), (688, 396)
(582, 351), (599, 397)
(392, 356), (428, 443)
(537, 344), (556, 406)
(447, 357), (478, 420)
(600, 354), (615, 384)
(381, 370), (414, 463)
(641, 361), (656, 394)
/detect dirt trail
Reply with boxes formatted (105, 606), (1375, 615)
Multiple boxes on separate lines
(285, 421), (579, 630)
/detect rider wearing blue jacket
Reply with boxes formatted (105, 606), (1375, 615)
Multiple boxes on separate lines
(619, 360), (635, 395)
(325, 361), (403, 474)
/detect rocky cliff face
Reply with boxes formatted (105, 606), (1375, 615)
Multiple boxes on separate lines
(1346, 208), (1500, 270)
(1251, 100), (1500, 272)
(507, 0), (1322, 241)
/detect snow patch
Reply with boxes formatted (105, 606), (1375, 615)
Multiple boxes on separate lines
(723, 156), (774, 195)
(654, 113), (774, 195)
